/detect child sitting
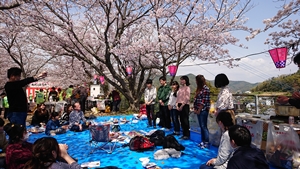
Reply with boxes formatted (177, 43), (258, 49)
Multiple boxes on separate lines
(45, 112), (67, 135)
(133, 101), (147, 120)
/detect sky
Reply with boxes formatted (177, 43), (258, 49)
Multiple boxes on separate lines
(176, 1), (299, 84)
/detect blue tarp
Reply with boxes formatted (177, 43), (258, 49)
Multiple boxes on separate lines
(27, 115), (219, 169)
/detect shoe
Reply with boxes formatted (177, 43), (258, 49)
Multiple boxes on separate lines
(180, 136), (190, 140)
(200, 142), (210, 149)
(197, 142), (204, 147)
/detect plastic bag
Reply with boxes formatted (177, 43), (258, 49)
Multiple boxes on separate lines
(207, 114), (221, 147)
(236, 117), (263, 149)
(266, 123), (300, 169)
(189, 112), (199, 130)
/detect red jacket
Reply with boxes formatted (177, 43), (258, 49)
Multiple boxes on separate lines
(6, 142), (33, 169)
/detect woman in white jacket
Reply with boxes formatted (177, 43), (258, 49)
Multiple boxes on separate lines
(200, 110), (235, 169)
(214, 73), (235, 124)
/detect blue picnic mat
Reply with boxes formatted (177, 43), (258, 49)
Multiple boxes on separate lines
(27, 115), (218, 169)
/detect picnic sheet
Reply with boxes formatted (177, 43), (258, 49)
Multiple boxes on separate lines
(27, 115), (218, 169)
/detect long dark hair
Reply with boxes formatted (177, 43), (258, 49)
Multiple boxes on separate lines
(171, 81), (179, 97)
(4, 123), (26, 144)
(180, 76), (190, 86)
(195, 75), (206, 96)
(65, 104), (72, 114)
(24, 137), (60, 169)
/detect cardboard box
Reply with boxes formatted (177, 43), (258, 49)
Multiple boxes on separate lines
(275, 104), (300, 116)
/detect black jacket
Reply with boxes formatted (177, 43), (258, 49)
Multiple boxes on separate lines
(5, 77), (36, 112)
(227, 146), (269, 169)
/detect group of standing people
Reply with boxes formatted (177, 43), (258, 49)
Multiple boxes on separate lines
(144, 73), (236, 145)
(144, 76), (206, 142)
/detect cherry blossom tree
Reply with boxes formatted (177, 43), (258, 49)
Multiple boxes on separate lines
(0, 10), (87, 90)
(0, 0), (256, 110)
(14, 0), (255, 110)
(248, 0), (300, 52)
(0, 0), (31, 10)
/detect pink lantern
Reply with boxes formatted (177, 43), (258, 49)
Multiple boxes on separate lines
(168, 65), (178, 76)
(126, 66), (133, 76)
(99, 76), (105, 85)
(268, 47), (288, 68)
(93, 74), (98, 80)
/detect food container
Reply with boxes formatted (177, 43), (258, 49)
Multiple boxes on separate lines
(275, 104), (300, 116)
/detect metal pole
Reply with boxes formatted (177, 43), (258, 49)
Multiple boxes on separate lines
(255, 95), (259, 115)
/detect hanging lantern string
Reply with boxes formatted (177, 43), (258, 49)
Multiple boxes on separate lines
(180, 51), (268, 67)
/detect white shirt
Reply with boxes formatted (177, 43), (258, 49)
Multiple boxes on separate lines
(216, 86), (234, 112)
(168, 91), (177, 109)
(144, 86), (157, 105)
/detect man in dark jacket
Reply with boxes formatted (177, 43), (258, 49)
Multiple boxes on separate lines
(227, 125), (269, 169)
(157, 76), (171, 129)
(5, 67), (47, 126)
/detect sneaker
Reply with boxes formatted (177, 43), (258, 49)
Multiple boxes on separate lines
(197, 142), (204, 147)
(200, 142), (210, 149)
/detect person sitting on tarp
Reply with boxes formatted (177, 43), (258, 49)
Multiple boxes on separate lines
(199, 111), (234, 169)
(227, 125), (269, 169)
(277, 52), (300, 108)
(60, 104), (72, 126)
(69, 102), (90, 132)
(133, 101), (147, 120)
(31, 103), (49, 127)
(45, 112), (67, 136)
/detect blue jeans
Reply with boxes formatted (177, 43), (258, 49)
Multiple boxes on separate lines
(197, 110), (209, 142)
(7, 112), (27, 126)
(170, 109), (180, 132)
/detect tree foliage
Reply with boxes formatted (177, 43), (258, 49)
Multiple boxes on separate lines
(0, 0), (256, 110)
(251, 70), (300, 93)
(247, 0), (300, 52)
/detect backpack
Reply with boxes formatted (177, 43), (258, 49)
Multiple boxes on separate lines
(163, 135), (185, 151)
(129, 136), (155, 152)
(147, 130), (165, 146)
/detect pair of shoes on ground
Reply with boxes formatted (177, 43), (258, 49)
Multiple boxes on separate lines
(197, 142), (209, 149)
(179, 136), (190, 140)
